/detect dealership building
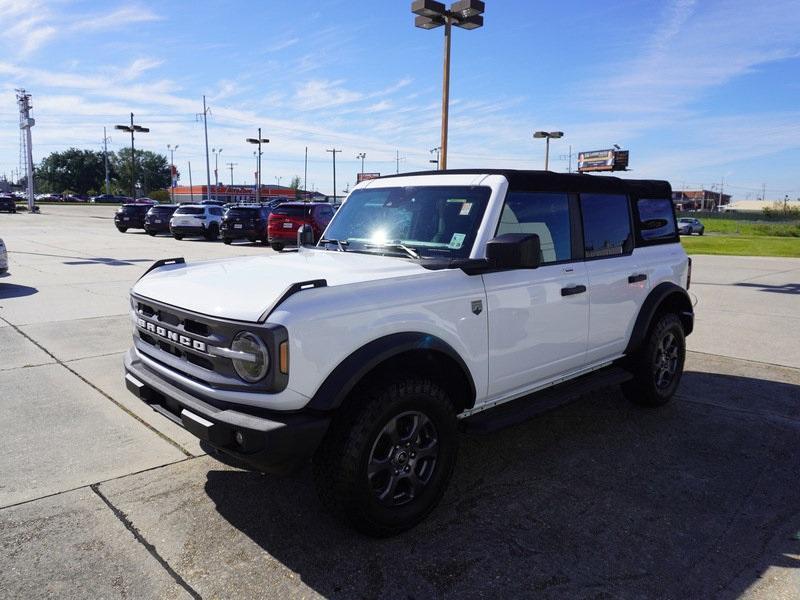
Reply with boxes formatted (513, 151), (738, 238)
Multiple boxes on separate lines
(171, 184), (324, 204)
(672, 189), (732, 211)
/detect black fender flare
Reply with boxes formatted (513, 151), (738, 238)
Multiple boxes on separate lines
(306, 332), (476, 412)
(624, 282), (694, 356)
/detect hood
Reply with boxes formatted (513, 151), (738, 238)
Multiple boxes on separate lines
(132, 249), (428, 322)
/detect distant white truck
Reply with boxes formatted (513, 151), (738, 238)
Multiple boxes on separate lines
(124, 169), (693, 536)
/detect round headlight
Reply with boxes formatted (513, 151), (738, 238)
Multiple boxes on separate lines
(231, 331), (269, 383)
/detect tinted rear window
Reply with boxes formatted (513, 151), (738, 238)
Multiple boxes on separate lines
(120, 205), (146, 213)
(150, 206), (175, 214)
(175, 207), (204, 215)
(273, 205), (309, 217)
(227, 207), (258, 217)
(636, 198), (677, 242)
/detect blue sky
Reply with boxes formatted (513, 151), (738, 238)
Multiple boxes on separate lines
(1, 0), (799, 199)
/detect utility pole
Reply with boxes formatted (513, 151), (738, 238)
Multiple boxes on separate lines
(167, 144), (179, 202)
(718, 178), (724, 211)
(762, 183), (766, 202)
(197, 96), (212, 201)
(326, 148), (341, 203)
(304, 146), (308, 196)
(226, 162), (236, 186)
(16, 89), (36, 212)
(102, 127), (112, 194)
(114, 113), (149, 199)
(188, 161), (194, 202)
(558, 145), (573, 173)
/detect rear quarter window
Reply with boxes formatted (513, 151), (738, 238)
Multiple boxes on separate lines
(635, 198), (678, 244)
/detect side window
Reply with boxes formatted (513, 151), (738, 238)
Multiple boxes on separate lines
(580, 193), (632, 258)
(496, 192), (572, 264)
(636, 198), (677, 242)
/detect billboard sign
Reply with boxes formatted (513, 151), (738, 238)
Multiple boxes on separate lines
(578, 149), (629, 172)
(357, 172), (381, 183)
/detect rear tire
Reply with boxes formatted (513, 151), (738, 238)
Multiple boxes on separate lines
(116, 226), (127, 233)
(173, 233), (183, 240)
(622, 313), (685, 407)
(271, 243), (284, 252)
(147, 231), (156, 237)
(698, 228), (704, 236)
(205, 223), (219, 241)
(313, 375), (459, 537)
(223, 237), (232, 245)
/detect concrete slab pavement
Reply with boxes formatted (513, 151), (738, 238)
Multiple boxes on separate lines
(19, 315), (132, 362)
(0, 326), (54, 371)
(0, 363), (187, 507)
(0, 488), (192, 600)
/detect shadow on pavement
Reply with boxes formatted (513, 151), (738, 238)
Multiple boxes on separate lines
(0, 283), (38, 299)
(204, 372), (800, 599)
(735, 282), (800, 295)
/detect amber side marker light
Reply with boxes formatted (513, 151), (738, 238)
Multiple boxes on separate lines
(279, 341), (289, 374)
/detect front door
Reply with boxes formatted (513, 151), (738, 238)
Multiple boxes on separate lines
(483, 191), (589, 399)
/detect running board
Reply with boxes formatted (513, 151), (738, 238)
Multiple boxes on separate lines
(461, 366), (633, 434)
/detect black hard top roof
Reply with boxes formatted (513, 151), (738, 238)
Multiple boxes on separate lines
(377, 169), (671, 197)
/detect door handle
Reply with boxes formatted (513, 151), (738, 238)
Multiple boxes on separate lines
(561, 285), (587, 296)
(628, 273), (647, 284)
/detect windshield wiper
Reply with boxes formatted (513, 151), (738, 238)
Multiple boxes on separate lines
(364, 243), (420, 260)
(319, 238), (348, 252)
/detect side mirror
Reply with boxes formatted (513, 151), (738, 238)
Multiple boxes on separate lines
(297, 224), (314, 247)
(486, 233), (541, 269)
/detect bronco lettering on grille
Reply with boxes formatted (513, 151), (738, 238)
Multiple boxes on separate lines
(137, 317), (207, 352)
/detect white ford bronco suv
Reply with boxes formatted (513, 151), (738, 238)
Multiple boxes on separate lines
(124, 170), (693, 536)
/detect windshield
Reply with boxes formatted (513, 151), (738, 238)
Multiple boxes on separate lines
(323, 186), (491, 258)
(175, 206), (204, 215)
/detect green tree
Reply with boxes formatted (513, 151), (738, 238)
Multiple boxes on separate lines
(289, 175), (302, 199)
(113, 148), (170, 197)
(36, 148), (110, 194)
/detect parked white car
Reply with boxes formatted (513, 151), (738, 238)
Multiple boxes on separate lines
(169, 204), (224, 240)
(125, 170), (693, 536)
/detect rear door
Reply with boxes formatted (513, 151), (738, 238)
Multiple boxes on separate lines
(580, 193), (648, 363)
(484, 191), (589, 397)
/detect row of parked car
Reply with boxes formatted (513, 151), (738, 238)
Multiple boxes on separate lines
(114, 199), (336, 251)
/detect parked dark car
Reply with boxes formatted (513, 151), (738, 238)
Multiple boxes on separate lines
(144, 204), (179, 236)
(65, 194), (90, 202)
(221, 204), (272, 244)
(267, 202), (334, 251)
(114, 203), (152, 232)
(200, 200), (226, 206)
(677, 217), (705, 235)
(93, 194), (131, 203)
(0, 195), (16, 213)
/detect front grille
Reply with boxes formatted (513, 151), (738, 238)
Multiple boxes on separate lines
(130, 293), (289, 394)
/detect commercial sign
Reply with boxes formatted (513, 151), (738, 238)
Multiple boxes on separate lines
(578, 149), (629, 172)
(357, 172), (381, 183)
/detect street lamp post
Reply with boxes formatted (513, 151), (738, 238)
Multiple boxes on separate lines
(412, 1), (485, 170)
(356, 152), (366, 177)
(246, 129), (269, 203)
(212, 148), (223, 200)
(167, 144), (179, 203)
(533, 131), (564, 171)
(115, 113), (149, 199)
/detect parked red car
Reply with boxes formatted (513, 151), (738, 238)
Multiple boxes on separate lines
(267, 202), (335, 251)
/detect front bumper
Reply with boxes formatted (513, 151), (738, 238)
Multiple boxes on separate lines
(124, 349), (330, 473)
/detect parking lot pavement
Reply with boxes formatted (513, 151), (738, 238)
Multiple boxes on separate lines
(688, 255), (800, 369)
(1, 207), (799, 598)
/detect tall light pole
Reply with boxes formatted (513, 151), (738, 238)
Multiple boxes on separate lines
(412, 1), (485, 170)
(167, 144), (179, 203)
(327, 148), (341, 203)
(196, 96), (212, 201)
(304, 146), (308, 196)
(212, 147), (222, 200)
(102, 127), (112, 195)
(356, 152), (366, 177)
(226, 162), (237, 186)
(430, 146), (441, 168)
(533, 131), (564, 171)
(115, 113), (149, 199)
(246, 129), (269, 203)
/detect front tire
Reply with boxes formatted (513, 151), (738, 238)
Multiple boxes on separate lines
(222, 237), (232, 245)
(313, 375), (459, 537)
(271, 242), (284, 252)
(172, 233), (183, 240)
(205, 223), (219, 241)
(116, 226), (127, 233)
(622, 313), (686, 406)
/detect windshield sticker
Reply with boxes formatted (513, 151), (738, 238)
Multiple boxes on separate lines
(459, 202), (472, 216)
(448, 233), (466, 249)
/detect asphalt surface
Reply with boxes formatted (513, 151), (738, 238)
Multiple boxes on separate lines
(1, 206), (799, 599)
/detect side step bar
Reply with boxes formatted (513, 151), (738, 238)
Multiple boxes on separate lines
(461, 366), (633, 434)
